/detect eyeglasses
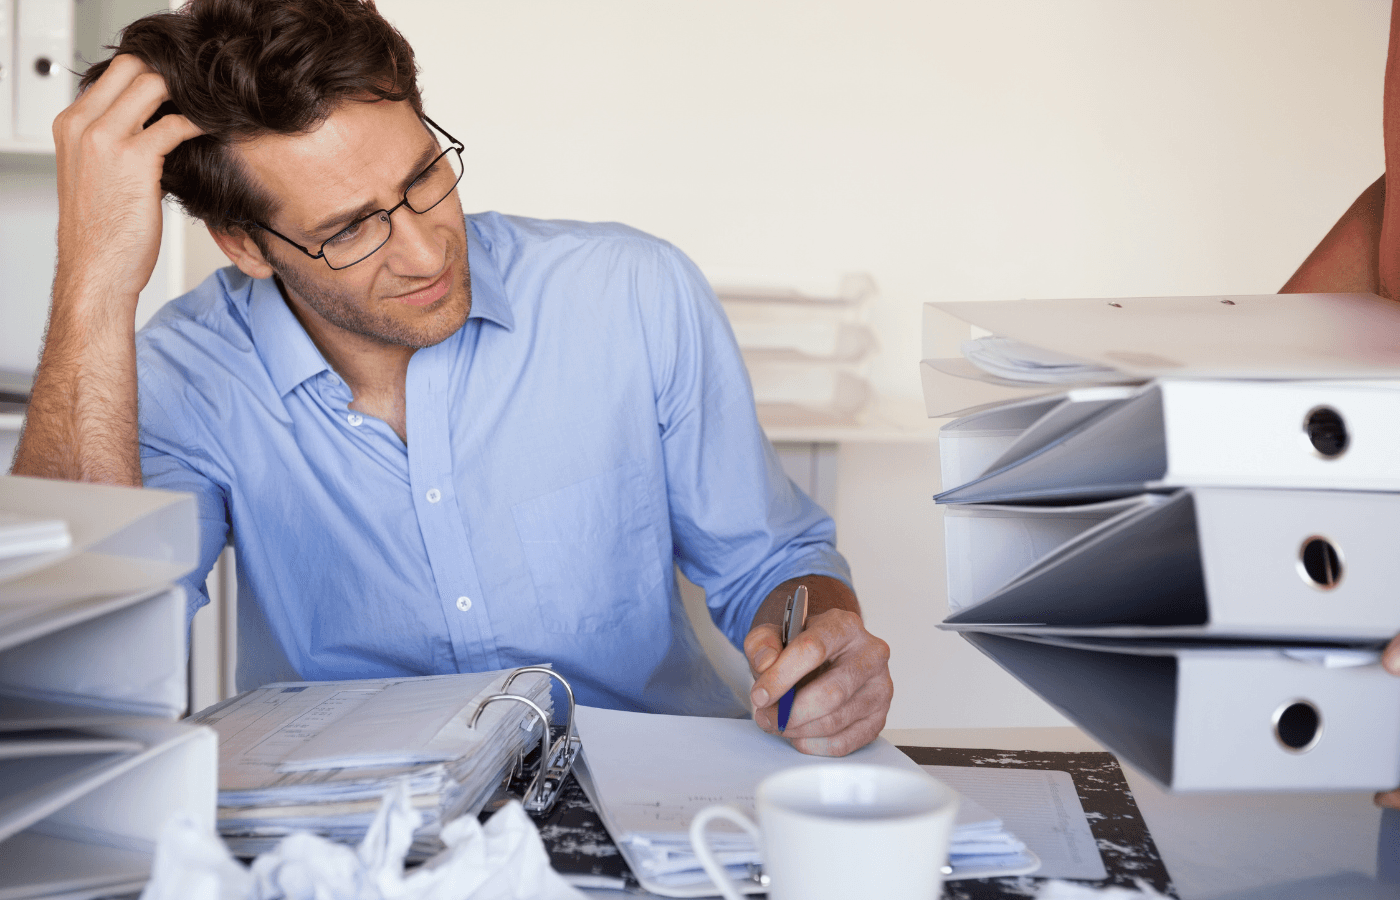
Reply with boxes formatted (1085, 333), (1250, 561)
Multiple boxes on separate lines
(254, 116), (465, 271)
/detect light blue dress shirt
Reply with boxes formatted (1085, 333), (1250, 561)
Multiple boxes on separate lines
(136, 212), (851, 715)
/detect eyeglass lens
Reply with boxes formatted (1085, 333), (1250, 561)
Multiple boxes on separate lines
(321, 145), (465, 270)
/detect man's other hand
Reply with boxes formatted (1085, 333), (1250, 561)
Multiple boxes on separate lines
(1377, 634), (1400, 810)
(744, 576), (893, 757)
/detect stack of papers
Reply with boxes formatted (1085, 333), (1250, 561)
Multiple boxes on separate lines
(189, 668), (552, 858)
(573, 707), (1037, 896)
(959, 336), (1126, 386)
(945, 793), (1035, 878)
(925, 763), (1107, 881)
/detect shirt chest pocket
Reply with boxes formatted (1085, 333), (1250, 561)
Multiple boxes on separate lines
(510, 460), (666, 634)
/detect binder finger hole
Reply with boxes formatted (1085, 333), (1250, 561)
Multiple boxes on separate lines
(1273, 700), (1322, 753)
(1298, 536), (1343, 589)
(1304, 406), (1348, 458)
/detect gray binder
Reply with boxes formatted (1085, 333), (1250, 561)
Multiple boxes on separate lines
(937, 379), (1400, 504)
(942, 487), (1400, 641)
(964, 632), (1400, 792)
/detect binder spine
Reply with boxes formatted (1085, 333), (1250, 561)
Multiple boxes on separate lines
(1162, 381), (1400, 491)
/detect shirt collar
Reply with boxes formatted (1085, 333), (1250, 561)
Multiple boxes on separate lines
(247, 272), (331, 398)
(466, 217), (513, 331)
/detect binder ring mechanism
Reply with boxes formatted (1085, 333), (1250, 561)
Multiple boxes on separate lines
(470, 666), (581, 815)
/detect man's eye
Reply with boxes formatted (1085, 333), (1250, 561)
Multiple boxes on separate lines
(410, 162), (440, 190)
(326, 221), (365, 246)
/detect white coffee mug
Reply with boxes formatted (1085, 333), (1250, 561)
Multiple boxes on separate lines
(688, 763), (959, 900)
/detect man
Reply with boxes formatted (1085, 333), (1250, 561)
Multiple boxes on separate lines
(12, 0), (892, 757)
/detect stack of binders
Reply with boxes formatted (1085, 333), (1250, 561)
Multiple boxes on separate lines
(0, 475), (216, 899)
(922, 293), (1400, 792)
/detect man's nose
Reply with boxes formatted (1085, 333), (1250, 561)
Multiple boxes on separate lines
(384, 208), (446, 275)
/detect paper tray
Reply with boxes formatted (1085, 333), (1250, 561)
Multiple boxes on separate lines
(0, 720), (216, 900)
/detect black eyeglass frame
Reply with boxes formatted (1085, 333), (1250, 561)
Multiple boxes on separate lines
(252, 115), (465, 271)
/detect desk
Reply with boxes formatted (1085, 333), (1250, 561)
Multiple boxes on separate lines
(581, 726), (1396, 900)
(883, 727), (1395, 900)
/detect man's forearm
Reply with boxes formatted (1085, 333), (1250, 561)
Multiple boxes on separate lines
(12, 55), (202, 484)
(12, 286), (143, 485)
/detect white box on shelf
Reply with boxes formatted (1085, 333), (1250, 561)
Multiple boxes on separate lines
(0, 0), (14, 143)
(12, 0), (74, 146)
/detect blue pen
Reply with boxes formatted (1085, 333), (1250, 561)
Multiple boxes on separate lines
(777, 584), (809, 732)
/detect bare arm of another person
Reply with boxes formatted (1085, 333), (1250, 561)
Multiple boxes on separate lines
(1279, 175), (1384, 295)
(11, 54), (201, 483)
(744, 575), (893, 757)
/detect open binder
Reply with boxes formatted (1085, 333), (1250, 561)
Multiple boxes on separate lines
(0, 476), (215, 900)
(191, 665), (580, 858)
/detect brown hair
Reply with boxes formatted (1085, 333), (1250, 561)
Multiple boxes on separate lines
(79, 0), (423, 232)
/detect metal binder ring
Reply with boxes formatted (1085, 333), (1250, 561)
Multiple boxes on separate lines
(504, 665), (577, 756)
(470, 693), (552, 806)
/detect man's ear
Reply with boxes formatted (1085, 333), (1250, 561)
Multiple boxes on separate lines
(208, 225), (276, 280)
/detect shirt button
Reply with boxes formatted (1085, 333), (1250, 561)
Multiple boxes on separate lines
(456, 596), (472, 612)
(347, 413), (364, 427)
(426, 488), (442, 503)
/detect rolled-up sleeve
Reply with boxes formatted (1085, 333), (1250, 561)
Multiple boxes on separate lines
(642, 244), (852, 648)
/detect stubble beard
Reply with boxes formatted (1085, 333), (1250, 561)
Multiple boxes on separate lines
(270, 238), (472, 350)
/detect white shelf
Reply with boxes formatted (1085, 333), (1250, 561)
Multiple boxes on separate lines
(0, 140), (56, 155)
(760, 395), (941, 444)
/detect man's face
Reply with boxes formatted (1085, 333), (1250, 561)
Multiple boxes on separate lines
(234, 100), (471, 354)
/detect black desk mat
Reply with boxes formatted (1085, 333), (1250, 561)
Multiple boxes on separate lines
(524, 746), (1176, 897)
(899, 746), (1176, 899)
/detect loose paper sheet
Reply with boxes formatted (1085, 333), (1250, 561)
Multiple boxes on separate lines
(924, 764), (1105, 880)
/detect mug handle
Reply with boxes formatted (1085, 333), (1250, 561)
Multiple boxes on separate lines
(688, 805), (763, 900)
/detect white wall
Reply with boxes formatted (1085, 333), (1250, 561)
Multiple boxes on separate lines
(47, 0), (1399, 728)
(376, 0), (1388, 403)
(355, 1), (1391, 729)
